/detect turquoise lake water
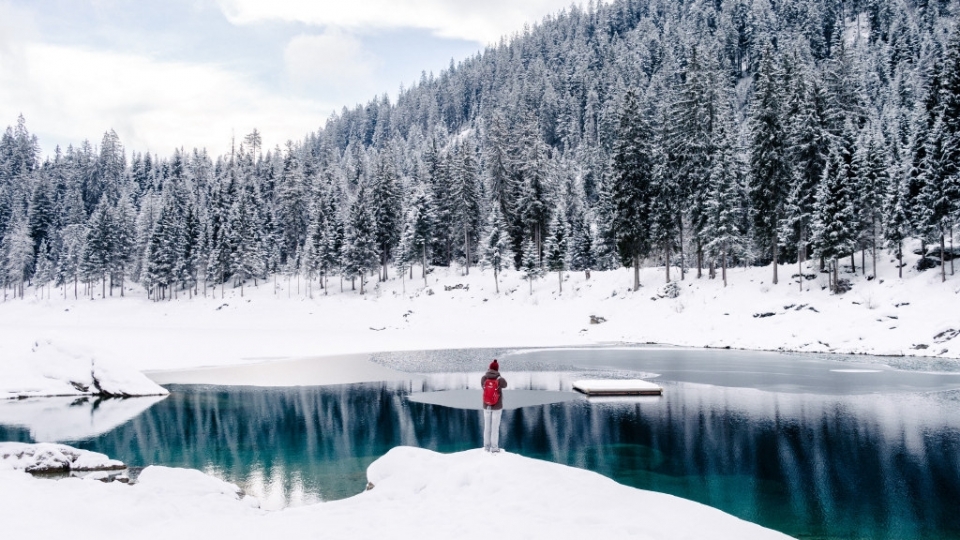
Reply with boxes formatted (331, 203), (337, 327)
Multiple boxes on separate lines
(2, 347), (960, 539)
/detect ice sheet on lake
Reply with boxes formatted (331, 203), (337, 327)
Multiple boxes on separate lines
(406, 389), (581, 410)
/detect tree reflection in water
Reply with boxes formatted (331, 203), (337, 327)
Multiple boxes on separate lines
(2, 379), (959, 539)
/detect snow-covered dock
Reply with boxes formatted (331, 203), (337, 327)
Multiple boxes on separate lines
(573, 379), (663, 396)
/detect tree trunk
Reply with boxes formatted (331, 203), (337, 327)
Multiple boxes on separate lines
(772, 240), (779, 285)
(678, 218), (685, 280)
(585, 269), (591, 280)
(422, 245), (428, 287)
(941, 232), (947, 283)
(696, 241), (702, 279)
(464, 227), (470, 276)
(558, 270), (562, 293)
(722, 247), (727, 287)
(633, 254), (640, 291)
(898, 241), (903, 279)
(850, 252), (856, 275)
(494, 268), (499, 293)
(951, 229), (955, 276)
(665, 243), (671, 283)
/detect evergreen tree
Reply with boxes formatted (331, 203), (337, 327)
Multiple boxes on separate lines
(812, 123), (858, 292)
(81, 197), (114, 298)
(543, 210), (569, 292)
(342, 180), (379, 294)
(519, 237), (543, 295)
(33, 238), (55, 298)
(398, 185), (435, 287)
(884, 170), (911, 279)
(703, 106), (747, 287)
(452, 139), (482, 274)
(567, 198), (595, 280)
(370, 148), (402, 280)
(611, 90), (654, 291)
(749, 45), (790, 285)
(480, 204), (512, 294)
(1, 215), (33, 298)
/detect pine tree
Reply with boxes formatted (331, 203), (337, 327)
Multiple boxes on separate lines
(81, 197), (114, 298)
(33, 238), (54, 298)
(543, 210), (569, 292)
(398, 185), (435, 287)
(228, 181), (266, 296)
(452, 140), (482, 274)
(567, 198), (595, 280)
(520, 237), (543, 295)
(884, 171), (911, 279)
(748, 45), (790, 285)
(343, 180), (379, 294)
(480, 204), (512, 294)
(611, 90), (655, 291)
(702, 106), (747, 287)
(370, 148), (402, 280)
(812, 123), (858, 292)
(1, 215), (33, 298)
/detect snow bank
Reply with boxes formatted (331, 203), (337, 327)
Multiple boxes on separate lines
(0, 442), (123, 472)
(0, 339), (168, 400)
(0, 445), (789, 539)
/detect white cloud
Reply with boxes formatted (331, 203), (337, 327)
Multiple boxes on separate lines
(0, 41), (336, 157)
(217, 0), (581, 45)
(284, 30), (380, 102)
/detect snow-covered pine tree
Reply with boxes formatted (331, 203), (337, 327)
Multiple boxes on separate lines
(853, 122), (889, 279)
(452, 139), (482, 275)
(611, 90), (654, 291)
(58, 224), (86, 299)
(479, 204), (512, 294)
(401, 184), (436, 287)
(111, 192), (137, 296)
(81, 197), (114, 298)
(343, 179), (379, 294)
(812, 122), (858, 292)
(514, 110), (552, 267)
(748, 44), (790, 285)
(228, 180), (266, 296)
(782, 55), (829, 278)
(702, 103), (747, 287)
(33, 238), (54, 299)
(370, 147), (402, 281)
(567, 196), (595, 280)
(520, 236), (543, 295)
(543, 209), (569, 292)
(1, 214), (33, 298)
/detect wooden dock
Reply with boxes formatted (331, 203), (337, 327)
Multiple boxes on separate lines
(573, 379), (663, 396)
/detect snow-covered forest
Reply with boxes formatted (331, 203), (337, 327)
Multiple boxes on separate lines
(2, 0), (960, 301)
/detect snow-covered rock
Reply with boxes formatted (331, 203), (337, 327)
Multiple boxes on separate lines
(0, 442), (124, 473)
(0, 445), (788, 539)
(0, 339), (168, 400)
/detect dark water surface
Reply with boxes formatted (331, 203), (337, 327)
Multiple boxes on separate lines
(3, 347), (960, 539)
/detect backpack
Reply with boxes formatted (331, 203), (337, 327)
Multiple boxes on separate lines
(482, 377), (501, 406)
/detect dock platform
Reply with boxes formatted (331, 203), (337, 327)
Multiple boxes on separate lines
(573, 379), (663, 396)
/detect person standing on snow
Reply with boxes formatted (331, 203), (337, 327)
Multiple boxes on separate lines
(481, 359), (507, 452)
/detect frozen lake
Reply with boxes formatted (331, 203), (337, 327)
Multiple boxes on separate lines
(2, 347), (960, 539)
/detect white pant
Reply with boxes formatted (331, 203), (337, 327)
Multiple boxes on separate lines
(483, 407), (502, 451)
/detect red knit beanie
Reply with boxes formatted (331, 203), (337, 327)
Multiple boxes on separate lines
(489, 359), (499, 371)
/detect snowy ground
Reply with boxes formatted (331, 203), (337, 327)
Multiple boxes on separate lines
(0, 241), (956, 392)
(0, 444), (790, 540)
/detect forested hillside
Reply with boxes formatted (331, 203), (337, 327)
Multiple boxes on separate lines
(2, 0), (959, 300)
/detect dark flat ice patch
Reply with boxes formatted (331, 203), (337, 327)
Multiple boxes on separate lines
(407, 389), (582, 410)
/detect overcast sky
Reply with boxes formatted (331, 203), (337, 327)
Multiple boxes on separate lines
(0, 0), (580, 159)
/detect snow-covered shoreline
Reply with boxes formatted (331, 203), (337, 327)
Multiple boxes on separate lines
(0, 245), (957, 395)
(0, 443), (790, 539)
